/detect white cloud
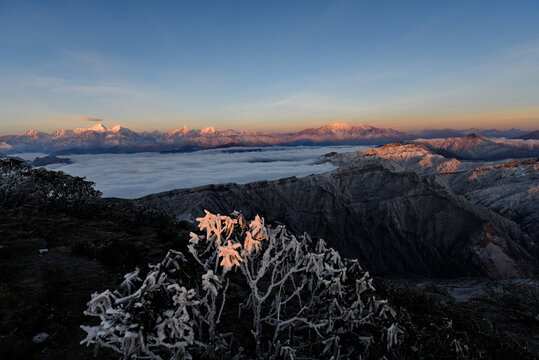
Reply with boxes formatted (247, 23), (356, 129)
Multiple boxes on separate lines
(42, 145), (371, 198)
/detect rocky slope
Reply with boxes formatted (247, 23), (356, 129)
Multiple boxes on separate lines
(442, 160), (538, 237)
(322, 143), (538, 239)
(136, 163), (537, 279)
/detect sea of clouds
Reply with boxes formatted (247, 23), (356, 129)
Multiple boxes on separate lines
(15, 145), (372, 198)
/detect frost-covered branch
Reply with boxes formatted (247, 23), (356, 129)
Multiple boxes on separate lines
(81, 210), (402, 359)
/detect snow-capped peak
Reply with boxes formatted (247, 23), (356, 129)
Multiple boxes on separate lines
(24, 130), (39, 137)
(88, 123), (108, 132)
(52, 129), (74, 138)
(325, 123), (352, 130)
(320, 123), (377, 133)
(168, 126), (190, 135)
(200, 126), (216, 135)
(110, 124), (128, 133)
(362, 143), (431, 159)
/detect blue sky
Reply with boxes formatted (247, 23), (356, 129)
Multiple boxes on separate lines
(1, 0), (538, 133)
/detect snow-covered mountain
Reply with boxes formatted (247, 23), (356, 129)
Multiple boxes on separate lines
(0, 122), (410, 154)
(1, 123), (537, 156)
(411, 134), (538, 160)
(321, 142), (539, 241)
(296, 122), (406, 138)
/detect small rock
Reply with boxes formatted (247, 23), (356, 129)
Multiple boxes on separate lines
(39, 248), (48, 254)
(32, 332), (49, 344)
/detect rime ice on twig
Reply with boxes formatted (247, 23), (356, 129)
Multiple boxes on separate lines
(81, 210), (402, 359)
(218, 241), (243, 270)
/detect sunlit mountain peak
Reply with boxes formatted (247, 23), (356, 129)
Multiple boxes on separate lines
(24, 129), (40, 137)
(110, 124), (128, 132)
(326, 123), (352, 129)
(200, 126), (216, 135)
(88, 123), (108, 132)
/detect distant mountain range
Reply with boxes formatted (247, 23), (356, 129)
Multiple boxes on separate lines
(410, 133), (538, 160)
(406, 127), (531, 139)
(0, 122), (536, 155)
(516, 130), (539, 140)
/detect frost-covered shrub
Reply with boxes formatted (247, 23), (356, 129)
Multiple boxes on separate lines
(0, 156), (101, 208)
(81, 252), (199, 359)
(81, 211), (402, 359)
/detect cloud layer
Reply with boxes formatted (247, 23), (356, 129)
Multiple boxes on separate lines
(40, 145), (370, 198)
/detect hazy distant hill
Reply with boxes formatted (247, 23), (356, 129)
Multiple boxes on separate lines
(462, 128), (529, 138)
(516, 130), (539, 140)
(411, 133), (538, 160)
(406, 127), (530, 139)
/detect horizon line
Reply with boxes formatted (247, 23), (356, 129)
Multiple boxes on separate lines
(1, 121), (537, 136)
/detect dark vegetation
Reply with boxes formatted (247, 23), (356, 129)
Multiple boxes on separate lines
(0, 156), (538, 359)
(376, 278), (539, 359)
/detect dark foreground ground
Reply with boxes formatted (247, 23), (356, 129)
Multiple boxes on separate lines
(0, 199), (538, 359)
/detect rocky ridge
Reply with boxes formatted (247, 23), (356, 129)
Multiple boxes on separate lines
(136, 164), (537, 279)
(322, 142), (538, 239)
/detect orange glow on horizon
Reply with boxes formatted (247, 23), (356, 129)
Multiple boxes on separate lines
(1, 107), (537, 135)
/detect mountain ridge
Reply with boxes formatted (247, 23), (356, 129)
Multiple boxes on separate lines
(322, 143), (539, 238)
(135, 161), (538, 279)
(1, 123), (537, 155)
(517, 130), (539, 140)
(411, 133), (538, 160)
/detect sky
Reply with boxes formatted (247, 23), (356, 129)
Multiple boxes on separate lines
(1, 0), (538, 134)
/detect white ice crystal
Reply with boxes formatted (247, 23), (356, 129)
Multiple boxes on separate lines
(189, 232), (200, 245)
(202, 270), (221, 297)
(81, 211), (401, 359)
